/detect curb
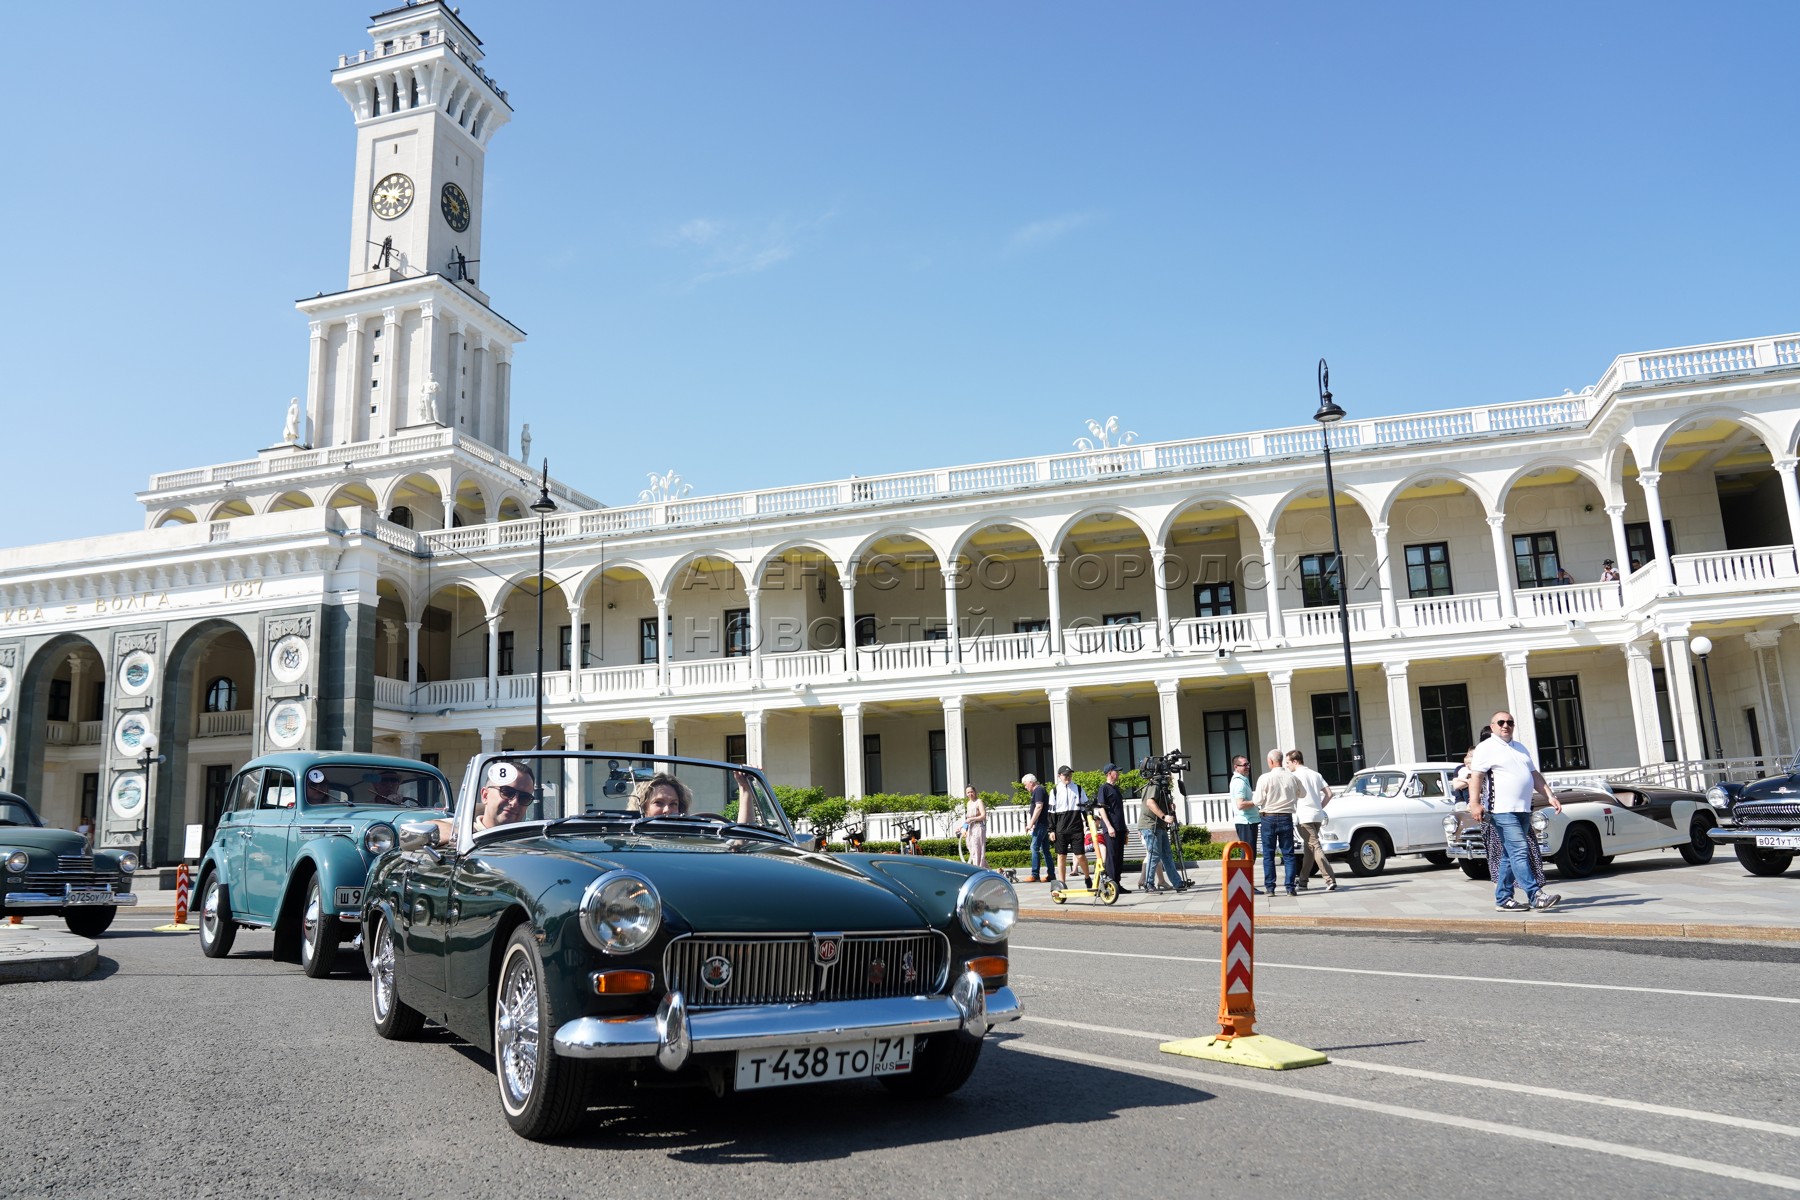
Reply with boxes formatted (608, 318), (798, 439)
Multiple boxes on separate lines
(1018, 906), (1800, 944)
(0, 942), (99, 984)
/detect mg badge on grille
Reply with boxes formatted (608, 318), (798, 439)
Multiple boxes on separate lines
(700, 954), (733, 990)
(867, 959), (886, 987)
(901, 950), (917, 985)
(813, 934), (842, 967)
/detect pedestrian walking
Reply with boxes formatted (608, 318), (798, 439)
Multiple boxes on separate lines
(1096, 763), (1130, 893)
(1458, 745), (1547, 890)
(1229, 755), (1259, 859)
(962, 784), (988, 868)
(1253, 748), (1301, 896)
(1050, 766), (1091, 885)
(1023, 773), (1051, 883)
(1286, 749), (1337, 892)
(1471, 710), (1564, 911)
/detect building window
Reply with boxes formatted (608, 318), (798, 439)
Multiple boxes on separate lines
(202, 764), (232, 844)
(1014, 618), (1050, 634)
(421, 752), (440, 768)
(1103, 612), (1143, 652)
(922, 626), (948, 642)
(1017, 722), (1053, 786)
(1193, 582), (1236, 617)
(388, 506), (413, 528)
(928, 730), (947, 795)
(1310, 692), (1359, 786)
(47, 678), (71, 722)
(86, 681), (105, 722)
(1419, 683), (1472, 762)
(1512, 532), (1561, 589)
(724, 734), (748, 803)
(640, 617), (667, 665)
(1531, 675), (1588, 771)
(854, 613), (878, 648)
(862, 734), (883, 794)
(724, 609), (751, 658)
(498, 631), (515, 675)
(1203, 709), (1249, 792)
(558, 624), (592, 671)
(1108, 716), (1153, 772)
(1298, 554), (1343, 608)
(80, 773), (100, 822)
(1624, 520), (1675, 571)
(1404, 543), (1454, 598)
(204, 676), (238, 713)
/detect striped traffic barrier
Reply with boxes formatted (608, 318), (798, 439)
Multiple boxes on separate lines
(154, 862), (198, 934)
(1160, 840), (1326, 1070)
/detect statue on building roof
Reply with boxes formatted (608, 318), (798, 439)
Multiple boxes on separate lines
(520, 422), (532, 463)
(282, 397), (301, 445)
(417, 376), (440, 425)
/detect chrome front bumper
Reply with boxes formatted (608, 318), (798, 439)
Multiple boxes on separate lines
(554, 973), (1023, 1068)
(3, 889), (138, 910)
(1709, 827), (1800, 845)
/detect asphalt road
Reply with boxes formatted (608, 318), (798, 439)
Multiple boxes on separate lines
(9, 911), (1800, 1199)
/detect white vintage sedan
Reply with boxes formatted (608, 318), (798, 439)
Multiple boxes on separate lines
(1444, 783), (1717, 878)
(1316, 763), (1464, 876)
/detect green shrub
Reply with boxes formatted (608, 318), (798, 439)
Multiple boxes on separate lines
(773, 785), (824, 823)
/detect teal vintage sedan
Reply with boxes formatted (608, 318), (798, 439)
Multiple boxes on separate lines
(365, 752), (1022, 1140)
(0, 792), (138, 936)
(194, 752), (451, 976)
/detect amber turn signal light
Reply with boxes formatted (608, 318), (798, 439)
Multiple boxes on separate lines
(966, 956), (1008, 981)
(590, 969), (655, 995)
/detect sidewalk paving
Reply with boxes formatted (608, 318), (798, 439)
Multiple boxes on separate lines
(0, 923), (99, 983)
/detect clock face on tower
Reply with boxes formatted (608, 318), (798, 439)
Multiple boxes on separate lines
(371, 173), (415, 220)
(440, 182), (471, 232)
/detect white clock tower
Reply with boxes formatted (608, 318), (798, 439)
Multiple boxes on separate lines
(296, 1), (524, 452)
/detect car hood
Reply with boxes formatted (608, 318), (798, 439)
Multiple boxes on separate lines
(517, 837), (937, 933)
(303, 805), (450, 825)
(1741, 775), (1800, 803)
(0, 826), (85, 856)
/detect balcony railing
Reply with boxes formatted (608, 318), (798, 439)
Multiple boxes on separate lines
(374, 676), (411, 710)
(1398, 592), (1499, 628)
(43, 721), (103, 746)
(1170, 613), (1268, 649)
(1286, 602), (1381, 641)
(1513, 582), (1623, 620)
(857, 640), (954, 675)
(671, 658), (749, 689)
(764, 649), (847, 681)
(1672, 545), (1800, 588)
(581, 664), (656, 695)
(196, 710), (252, 738)
(962, 630), (1052, 666)
(1064, 623), (1156, 657)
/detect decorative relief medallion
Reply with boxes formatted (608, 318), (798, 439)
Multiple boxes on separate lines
(269, 635), (310, 684)
(268, 616), (313, 642)
(116, 631), (158, 656)
(117, 651), (155, 697)
(113, 713), (152, 757)
(109, 774), (145, 821)
(0, 668), (12, 706)
(0, 724), (8, 759)
(0, 647), (15, 668)
(267, 701), (307, 749)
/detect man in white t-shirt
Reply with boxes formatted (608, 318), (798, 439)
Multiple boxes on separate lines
(1286, 749), (1337, 892)
(1471, 711), (1564, 912)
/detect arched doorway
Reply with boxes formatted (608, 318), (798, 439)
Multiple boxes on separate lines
(13, 634), (107, 832)
(162, 620), (257, 861)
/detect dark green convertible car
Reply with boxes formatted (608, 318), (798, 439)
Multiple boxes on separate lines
(365, 752), (1022, 1139)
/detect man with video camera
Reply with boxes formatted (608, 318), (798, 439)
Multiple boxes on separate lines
(1137, 751), (1194, 892)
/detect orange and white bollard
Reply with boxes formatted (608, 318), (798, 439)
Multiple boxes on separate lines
(1160, 841), (1326, 1070)
(154, 862), (199, 933)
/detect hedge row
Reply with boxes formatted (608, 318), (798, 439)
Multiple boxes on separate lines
(776, 770), (1160, 836)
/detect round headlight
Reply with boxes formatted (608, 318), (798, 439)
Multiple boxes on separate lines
(1530, 811), (1548, 833)
(116, 852), (138, 874)
(1706, 786), (1730, 810)
(958, 872), (1018, 945)
(363, 823), (396, 856)
(580, 871), (662, 955)
(1442, 815), (1458, 835)
(4, 851), (26, 873)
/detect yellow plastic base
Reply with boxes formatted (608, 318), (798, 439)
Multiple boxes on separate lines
(2, 921), (41, 931)
(1160, 1033), (1328, 1071)
(152, 923), (199, 934)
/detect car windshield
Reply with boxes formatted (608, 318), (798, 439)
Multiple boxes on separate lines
(1347, 772), (1406, 798)
(0, 798), (41, 826)
(463, 754), (789, 837)
(301, 766), (449, 809)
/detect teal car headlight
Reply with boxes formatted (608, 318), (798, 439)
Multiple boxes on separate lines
(363, 823), (396, 856)
(116, 852), (139, 874)
(957, 872), (1018, 944)
(4, 851), (25, 874)
(580, 871), (662, 955)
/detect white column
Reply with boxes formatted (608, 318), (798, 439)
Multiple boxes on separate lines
(1604, 503), (1631, 577)
(398, 732), (422, 761)
(1775, 456), (1800, 547)
(1259, 534), (1285, 640)
(489, 342), (510, 453)
(1622, 641), (1665, 764)
(379, 306), (401, 438)
(1384, 660), (1416, 764)
(1267, 669), (1295, 753)
(304, 320), (327, 446)
(341, 314), (366, 445)
(1047, 688), (1073, 774)
(1488, 514), (1517, 619)
(1501, 650), (1536, 760)
(840, 566), (860, 666)
(442, 316), (463, 432)
(470, 342), (490, 444)
(561, 722), (584, 810)
(1157, 679), (1184, 759)
(415, 300), (436, 428)
(1150, 546), (1173, 651)
(745, 585), (764, 683)
(1370, 522), (1399, 630)
(1660, 628), (1706, 760)
(1044, 555), (1065, 654)
(941, 567), (962, 664)
(1746, 630), (1792, 758)
(565, 605), (586, 701)
(1640, 470), (1674, 583)
(496, 351), (514, 454)
(652, 715), (673, 758)
(405, 621), (421, 690)
(486, 615), (501, 703)
(942, 697), (967, 798)
(745, 710), (766, 770)
(654, 594), (671, 691)
(479, 728), (501, 756)
(841, 703), (865, 799)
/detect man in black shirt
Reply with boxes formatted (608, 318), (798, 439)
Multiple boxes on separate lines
(1024, 773), (1051, 883)
(1097, 763), (1131, 894)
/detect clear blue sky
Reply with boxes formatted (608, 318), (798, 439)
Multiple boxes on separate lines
(3, 1), (1795, 542)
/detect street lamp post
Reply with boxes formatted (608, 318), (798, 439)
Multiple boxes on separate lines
(1315, 360), (1364, 776)
(136, 731), (166, 867)
(530, 460), (559, 753)
(1690, 634), (1723, 760)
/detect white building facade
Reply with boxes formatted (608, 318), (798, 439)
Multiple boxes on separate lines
(2, 3), (1798, 864)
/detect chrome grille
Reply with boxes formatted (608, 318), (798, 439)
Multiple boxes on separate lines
(664, 932), (951, 1009)
(22, 872), (120, 890)
(58, 856), (95, 872)
(1734, 803), (1800, 828)
(297, 824), (355, 839)
(1453, 830), (1485, 854)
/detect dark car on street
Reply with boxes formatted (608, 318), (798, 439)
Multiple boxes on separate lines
(364, 752), (1022, 1140)
(0, 792), (137, 936)
(1708, 754), (1800, 876)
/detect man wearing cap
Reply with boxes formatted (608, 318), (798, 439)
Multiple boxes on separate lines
(1050, 766), (1091, 886)
(1096, 763), (1131, 894)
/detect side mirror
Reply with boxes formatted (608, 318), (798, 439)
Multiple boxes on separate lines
(397, 820), (442, 853)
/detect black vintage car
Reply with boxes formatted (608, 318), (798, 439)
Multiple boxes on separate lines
(1708, 754), (1800, 876)
(364, 752), (1022, 1140)
(0, 793), (138, 936)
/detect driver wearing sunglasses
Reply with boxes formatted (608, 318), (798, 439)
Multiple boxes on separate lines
(477, 762), (537, 830)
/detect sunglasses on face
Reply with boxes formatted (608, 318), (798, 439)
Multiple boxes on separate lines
(493, 785), (532, 803)
(1493, 720), (1515, 727)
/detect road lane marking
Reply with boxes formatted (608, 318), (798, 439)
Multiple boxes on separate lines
(1022, 1015), (1800, 1139)
(999, 1040), (1800, 1193)
(1012, 943), (1800, 1005)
